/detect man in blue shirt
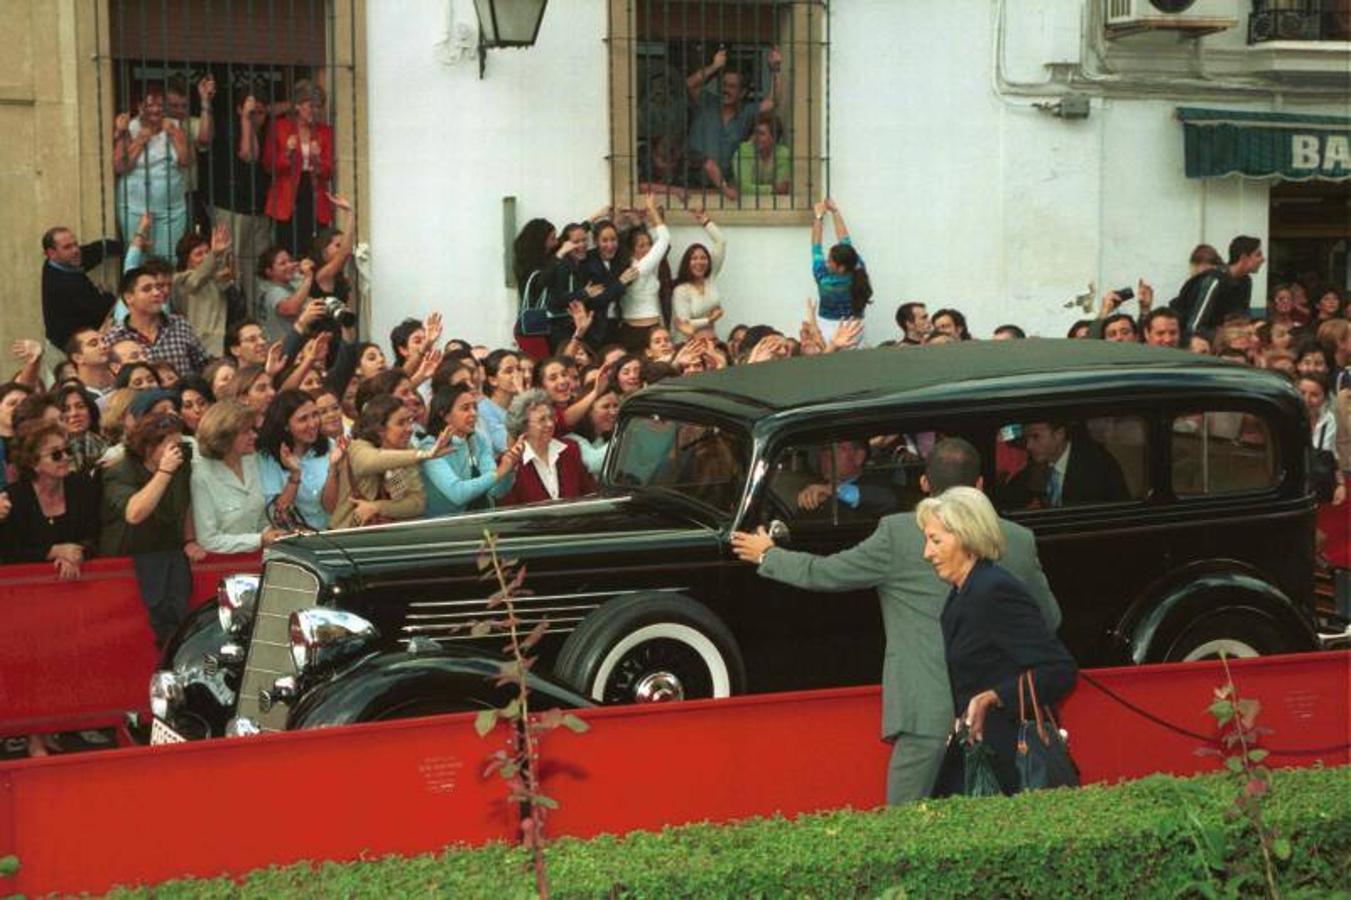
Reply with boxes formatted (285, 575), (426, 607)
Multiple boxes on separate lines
(685, 45), (782, 201)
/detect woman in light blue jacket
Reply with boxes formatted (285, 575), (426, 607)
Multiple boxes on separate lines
(421, 384), (521, 517)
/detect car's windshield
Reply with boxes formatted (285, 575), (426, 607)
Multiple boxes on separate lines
(606, 414), (750, 517)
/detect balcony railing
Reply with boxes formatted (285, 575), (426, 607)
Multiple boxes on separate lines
(1248, 1), (1351, 43)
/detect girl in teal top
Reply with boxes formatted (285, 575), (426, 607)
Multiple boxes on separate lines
(420, 384), (521, 517)
(810, 198), (872, 340)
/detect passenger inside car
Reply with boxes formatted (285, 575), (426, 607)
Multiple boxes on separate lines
(998, 420), (1131, 509)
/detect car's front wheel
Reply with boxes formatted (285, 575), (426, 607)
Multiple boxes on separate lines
(553, 594), (745, 705)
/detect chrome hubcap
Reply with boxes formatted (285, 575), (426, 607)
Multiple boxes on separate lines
(633, 671), (684, 703)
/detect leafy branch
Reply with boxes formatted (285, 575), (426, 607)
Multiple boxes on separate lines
(470, 530), (588, 900)
(1189, 653), (1288, 900)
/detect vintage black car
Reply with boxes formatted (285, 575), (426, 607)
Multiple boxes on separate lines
(151, 341), (1325, 738)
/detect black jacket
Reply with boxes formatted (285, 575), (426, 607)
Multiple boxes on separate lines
(1170, 266), (1250, 337)
(999, 434), (1130, 509)
(940, 560), (1078, 794)
(41, 240), (124, 348)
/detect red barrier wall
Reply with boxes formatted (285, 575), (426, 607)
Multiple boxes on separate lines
(537, 651), (1350, 840)
(1319, 503), (1349, 568)
(0, 554), (259, 734)
(0, 651), (1344, 895)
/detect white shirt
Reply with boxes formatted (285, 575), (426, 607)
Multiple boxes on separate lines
(671, 221), (727, 330)
(1048, 443), (1072, 505)
(1313, 407), (1338, 453)
(521, 438), (567, 500)
(621, 224), (671, 322)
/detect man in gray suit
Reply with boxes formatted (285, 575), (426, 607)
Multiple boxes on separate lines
(730, 437), (1060, 805)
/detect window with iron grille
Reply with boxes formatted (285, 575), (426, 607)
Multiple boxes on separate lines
(608, 0), (828, 224)
(96, 0), (363, 265)
(1248, 0), (1351, 43)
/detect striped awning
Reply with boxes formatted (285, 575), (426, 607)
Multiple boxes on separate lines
(1177, 107), (1351, 181)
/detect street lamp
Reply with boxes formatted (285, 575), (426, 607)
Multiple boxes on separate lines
(474, 0), (549, 78)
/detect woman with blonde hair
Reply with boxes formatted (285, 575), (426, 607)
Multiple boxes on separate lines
(190, 400), (288, 553)
(917, 486), (1077, 796)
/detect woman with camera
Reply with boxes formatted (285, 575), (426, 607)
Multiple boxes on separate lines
(100, 412), (203, 643)
(1, 419), (101, 577)
(191, 400), (289, 553)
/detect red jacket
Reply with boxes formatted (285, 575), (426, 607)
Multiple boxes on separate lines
(262, 116), (334, 225)
(503, 439), (595, 505)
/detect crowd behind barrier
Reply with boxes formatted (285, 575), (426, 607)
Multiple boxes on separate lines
(3, 71), (1348, 798)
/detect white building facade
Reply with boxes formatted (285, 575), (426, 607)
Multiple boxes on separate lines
(364, 0), (1348, 346)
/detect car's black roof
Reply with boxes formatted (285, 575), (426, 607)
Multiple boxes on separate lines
(640, 340), (1252, 415)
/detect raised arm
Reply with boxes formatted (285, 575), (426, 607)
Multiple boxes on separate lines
(238, 96), (261, 162)
(758, 46), (782, 114)
(194, 75), (216, 148)
(687, 47), (727, 101)
(314, 195), (355, 285)
(826, 197), (849, 241)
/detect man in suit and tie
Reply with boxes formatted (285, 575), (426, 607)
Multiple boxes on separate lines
(1003, 420), (1130, 509)
(730, 437), (1060, 805)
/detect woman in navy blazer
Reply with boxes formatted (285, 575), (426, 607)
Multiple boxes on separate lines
(917, 486), (1078, 795)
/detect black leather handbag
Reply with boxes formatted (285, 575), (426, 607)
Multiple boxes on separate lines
(1015, 671), (1080, 791)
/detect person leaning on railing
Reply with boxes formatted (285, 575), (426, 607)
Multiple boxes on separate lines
(0, 420), (100, 578)
(99, 412), (203, 645)
(191, 400), (289, 554)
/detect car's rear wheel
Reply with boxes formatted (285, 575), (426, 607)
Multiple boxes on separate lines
(1161, 611), (1291, 662)
(553, 594), (745, 704)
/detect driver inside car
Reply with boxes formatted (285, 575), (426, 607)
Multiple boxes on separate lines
(795, 440), (901, 517)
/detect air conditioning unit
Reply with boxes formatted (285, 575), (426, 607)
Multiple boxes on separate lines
(1105, 0), (1239, 35)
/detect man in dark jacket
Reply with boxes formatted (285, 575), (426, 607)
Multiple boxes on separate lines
(40, 226), (124, 349)
(1001, 420), (1130, 509)
(1171, 235), (1264, 338)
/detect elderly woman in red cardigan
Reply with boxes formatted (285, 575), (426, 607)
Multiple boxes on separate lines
(502, 389), (595, 505)
(263, 79), (334, 255)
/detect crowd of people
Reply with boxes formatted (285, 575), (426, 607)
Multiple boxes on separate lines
(6, 72), (1351, 653)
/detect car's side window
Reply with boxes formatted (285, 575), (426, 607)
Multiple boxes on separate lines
(765, 430), (931, 529)
(992, 415), (1148, 511)
(1171, 410), (1277, 496)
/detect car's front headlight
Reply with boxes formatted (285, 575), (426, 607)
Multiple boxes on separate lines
(149, 671), (184, 720)
(288, 608), (379, 674)
(217, 574), (261, 635)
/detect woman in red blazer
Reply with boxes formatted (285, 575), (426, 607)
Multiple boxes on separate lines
(263, 79), (334, 255)
(502, 389), (596, 505)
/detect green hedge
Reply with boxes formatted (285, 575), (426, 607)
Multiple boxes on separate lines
(116, 766), (1349, 899)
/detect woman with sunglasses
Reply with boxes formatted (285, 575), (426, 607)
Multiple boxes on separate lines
(0, 420), (101, 578)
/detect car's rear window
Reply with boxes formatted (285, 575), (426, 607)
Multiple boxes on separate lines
(1171, 412), (1278, 496)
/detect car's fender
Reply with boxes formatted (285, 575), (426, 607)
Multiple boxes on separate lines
(1111, 560), (1318, 663)
(285, 647), (591, 729)
(158, 601), (238, 735)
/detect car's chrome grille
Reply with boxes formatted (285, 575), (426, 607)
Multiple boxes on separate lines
(396, 587), (690, 646)
(398, 591), (600, 644)
(235, 561), (320, 732)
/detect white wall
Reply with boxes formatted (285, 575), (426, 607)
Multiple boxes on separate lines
(364, 0), (1326, 349)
